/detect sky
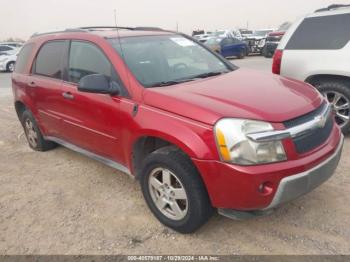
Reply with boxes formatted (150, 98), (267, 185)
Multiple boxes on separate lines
(0, 0), (348, 41)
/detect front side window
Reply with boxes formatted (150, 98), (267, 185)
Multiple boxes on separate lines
(68, 41), (113, 84)
(222, 38), (234, 46)
(108, 35), (231, 87)
(286, 13), (350, 50)
(33, 41), (66, 79)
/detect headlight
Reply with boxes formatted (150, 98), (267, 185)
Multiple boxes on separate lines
(214, 119), (287, 165)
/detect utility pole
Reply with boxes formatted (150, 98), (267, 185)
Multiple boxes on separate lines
(176, 22), (179, 32)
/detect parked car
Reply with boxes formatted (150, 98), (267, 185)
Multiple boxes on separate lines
(193, 33), (213, 43)
(12, 26), (343, 233)
(0, 44), (18, 55)
(262, 23), (291, 58)
(0, 42), (23, 49)
(205, 37), (248, 58)
(213, 29), (242, 40)
(192, 30), (205, 36)
(0, 52), (17, 72)
(239, 29), (253, 39)
(245, 29), (274, 54)
(273, 4), (350, 133)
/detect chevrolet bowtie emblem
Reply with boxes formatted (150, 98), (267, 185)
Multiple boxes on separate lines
(314, 113), (327, 128)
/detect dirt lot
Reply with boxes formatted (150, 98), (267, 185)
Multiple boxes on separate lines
(0, 57), (349, 255)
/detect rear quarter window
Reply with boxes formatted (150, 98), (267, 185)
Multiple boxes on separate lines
(286, 13), (350, 50)
(14, 43), (35, 73)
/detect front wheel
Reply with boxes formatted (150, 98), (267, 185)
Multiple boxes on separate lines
(140, 146), (214, 233)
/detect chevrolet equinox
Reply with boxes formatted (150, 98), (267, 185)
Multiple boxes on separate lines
(12, 27), (344, 233)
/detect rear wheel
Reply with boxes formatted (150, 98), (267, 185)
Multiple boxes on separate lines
(140, 146), (214, 233)
(316, 81), (350, 134)
(21, 110), (57, 151)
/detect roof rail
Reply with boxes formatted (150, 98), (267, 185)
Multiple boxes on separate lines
(78, 26), (164, 31)
(30, 26), (169, 38)
(79, 26), (135, 31)
(30, 28), (86, 38)
(315, 4), (350, 12)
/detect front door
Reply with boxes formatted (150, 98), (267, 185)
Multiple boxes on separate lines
(59, 40), (126, 162)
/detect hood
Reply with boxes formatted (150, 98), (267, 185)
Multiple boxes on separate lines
(143, 68), (323, 125)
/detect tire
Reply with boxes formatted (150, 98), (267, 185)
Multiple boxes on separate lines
(140, 146), (214, 233)
(315, 80), (350, 134)
(6, 61), (15, 72)
(21, 110), (57, 151)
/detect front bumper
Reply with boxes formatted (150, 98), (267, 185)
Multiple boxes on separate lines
(264, 134), (343, 209)
(0, 61), (6, 71)
(192, 126), (343, 211)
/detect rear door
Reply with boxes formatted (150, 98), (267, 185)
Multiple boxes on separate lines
(28, 40), (69, 136)
(59, 40), (126, 162)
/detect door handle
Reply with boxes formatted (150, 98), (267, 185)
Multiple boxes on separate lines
(62, 92), (74, 100)
(28, 81), (36, 88)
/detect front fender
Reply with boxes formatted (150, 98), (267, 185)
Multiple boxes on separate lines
(123, 104), (219, 171)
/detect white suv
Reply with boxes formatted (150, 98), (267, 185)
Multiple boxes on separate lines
(273, 4), (350, 134)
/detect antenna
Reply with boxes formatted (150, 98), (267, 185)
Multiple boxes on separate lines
(113, 9), (117, 27)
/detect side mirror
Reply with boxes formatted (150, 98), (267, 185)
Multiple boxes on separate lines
(78, 74), (121, 95)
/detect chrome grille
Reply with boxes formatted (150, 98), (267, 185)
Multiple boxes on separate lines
(284, 103), (334, 154)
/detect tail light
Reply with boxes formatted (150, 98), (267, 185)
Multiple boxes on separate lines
(272, 49), (283, 75)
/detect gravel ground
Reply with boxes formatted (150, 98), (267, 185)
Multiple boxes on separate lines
(0, 57), (349, 255)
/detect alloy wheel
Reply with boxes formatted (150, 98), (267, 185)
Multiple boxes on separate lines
(24, 118), (38, 148)
(148, 167), (188, 221)
(323, 91), (350, 128)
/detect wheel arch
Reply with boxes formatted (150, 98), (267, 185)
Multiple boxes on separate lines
(130, 130), (215, 180)
(305, 74), (350, 87)
(14, 101), (27, 121)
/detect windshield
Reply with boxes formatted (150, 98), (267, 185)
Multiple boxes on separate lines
(108, 35), (230, 87)
(252, 30), (272, 37)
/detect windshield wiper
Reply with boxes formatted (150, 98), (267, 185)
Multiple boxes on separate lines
(190, 71), (228, 79)
(148, 79), (194, 87)
(148, 71), (228, 87)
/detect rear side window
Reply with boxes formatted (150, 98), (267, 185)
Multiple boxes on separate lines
(68, 41), (112, 83)
(286, 13), (350, 50)
(14, 43), (34, 73)
(33, 41), (66, 79)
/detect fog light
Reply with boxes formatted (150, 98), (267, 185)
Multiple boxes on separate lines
(258, 182), (273, 195)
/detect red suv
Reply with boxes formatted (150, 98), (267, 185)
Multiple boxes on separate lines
(12, 27), (344, 233)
